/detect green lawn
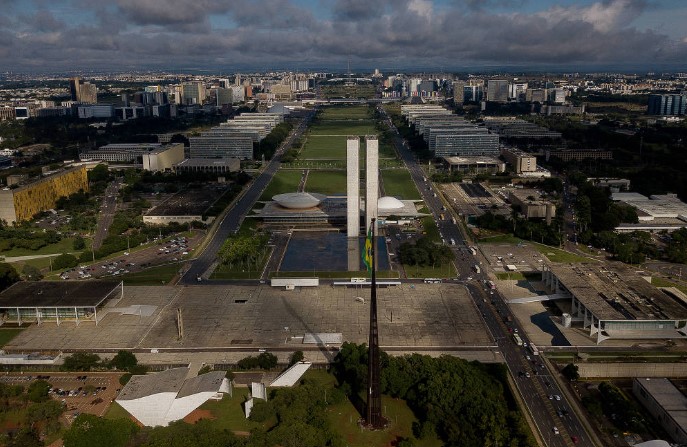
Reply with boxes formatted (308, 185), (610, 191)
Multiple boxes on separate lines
(477, 234), (524, 244)
(103, 401), (132, 420)
(403, 263), (456, 279)
(308, 121), (377, 137)
(532, 243), (594, 263)
(258, 170), (303, 201)
(300, 135), (349, 159)
(212, 264), (265, 280)
(381, 169), (421, 200)
(121, 263), (182, 285)
(327, 395), (442, 447)
(421, 217), (441, 243)
(0, 237), (81, 258)
(304, 170), (347, 195)
(319, 106), (371, 120)
(198, 387), (262, 432)
(650, 277), (687, 294)
(0, 328), (24, 347)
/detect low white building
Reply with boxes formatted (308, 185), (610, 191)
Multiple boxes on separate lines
(116, 367), (231, 426)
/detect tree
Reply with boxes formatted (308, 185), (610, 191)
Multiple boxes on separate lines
(27, 379), (51, 402)
(87, 164), (110, 182)
(52, 253), (78, 270)
(198, 365), (212, 375)
(21, 264), (43, 281)
(6, 428), (42, 447)
(257, 352), (278, 370)
(63, 414), (138, 447)
(0, 263), (19, 291)
(109, 350), (137, 371)
(62, 352), (101, 371)
(289, 351), (304, 366)
(562, 363), (579, 381)
(73, 235), (86, 250)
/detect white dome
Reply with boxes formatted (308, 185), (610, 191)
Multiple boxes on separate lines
(273, 192), (326, 209)
(378, 196), (404, 210)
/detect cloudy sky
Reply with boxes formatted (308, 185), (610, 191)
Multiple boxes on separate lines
(1, 0), (687, 72)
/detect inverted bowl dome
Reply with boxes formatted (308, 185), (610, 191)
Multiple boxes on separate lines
(273, 192), (326, 209)
(378, 196), (404, 209)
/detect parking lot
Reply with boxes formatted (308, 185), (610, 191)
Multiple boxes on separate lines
(59, 233), (201, 281)
(0, 372), (123, 420)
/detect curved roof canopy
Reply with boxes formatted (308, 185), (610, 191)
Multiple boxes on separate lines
(273, 192), (326, 209)
(378, 196), (405, 210)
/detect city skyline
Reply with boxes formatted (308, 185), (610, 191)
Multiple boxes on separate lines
(1, 0), (686, 72)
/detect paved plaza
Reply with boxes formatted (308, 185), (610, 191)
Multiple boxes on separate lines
(6, 283), (493, 355)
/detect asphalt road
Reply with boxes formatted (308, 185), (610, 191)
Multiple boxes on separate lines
(179, 111), (315, 285)
(92, 180), (122, 250)
(380, 106), (595, 447)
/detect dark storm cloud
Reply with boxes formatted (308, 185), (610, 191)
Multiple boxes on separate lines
(115, 0), (229, 26)
(0, 0), (686, 71)
(331, 0), (389, 20)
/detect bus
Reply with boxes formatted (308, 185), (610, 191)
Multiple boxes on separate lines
(512, 333), (523, 346)
(424, 278), (442, 284)
(529, 343), (540, 356)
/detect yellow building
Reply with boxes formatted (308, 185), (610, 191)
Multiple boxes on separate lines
(0, 166), (89, 224)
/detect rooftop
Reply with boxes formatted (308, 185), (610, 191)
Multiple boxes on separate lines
(548, 263), (687, 321)
(0, 281), (121, 309)
(118, 367), (188, 401)
(145, 185), (229, 217)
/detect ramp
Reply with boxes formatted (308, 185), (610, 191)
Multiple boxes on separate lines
(509, 293), (570, 304)
(270, 362), (312, 387)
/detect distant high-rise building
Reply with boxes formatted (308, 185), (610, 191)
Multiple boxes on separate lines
(487, 80), (509, 103)
(182, 82), (206, 105)
(69, 77), (97, 104)
(452, 81), (466, 104)
(509, 83), (528, 102)
(647, 94), (687, 116)
(549, 88), (566, 104)
(463, 85), (483, 103)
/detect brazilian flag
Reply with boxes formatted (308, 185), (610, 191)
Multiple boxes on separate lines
(363, 226), (373, 273)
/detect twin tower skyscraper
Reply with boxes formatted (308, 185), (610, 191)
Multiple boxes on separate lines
(346, 135), (379, 270)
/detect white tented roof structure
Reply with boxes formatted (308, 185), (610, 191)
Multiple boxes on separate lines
(116, 368), (231, 426)
(634, 441), (671, 447)
(270, 362), (312, 387)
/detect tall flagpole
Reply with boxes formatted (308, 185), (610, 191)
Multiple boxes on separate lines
(366, 218), (384, 428)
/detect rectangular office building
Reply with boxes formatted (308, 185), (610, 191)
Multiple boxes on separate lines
(189, 135), (253, 159)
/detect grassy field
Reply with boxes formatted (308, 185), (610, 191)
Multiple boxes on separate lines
(0, 237), (80, 258)
(103, 401), (131, 420)
(421, 217), (441, 243)
(304, 170), (347, 195)
(381, 169), (421, 200)
(308, 121), (377, 137)
(650, 276), (687, 294)
(0, 328), (24, 347)
(477, 234), (524, 244)
(319, 106), (371, 120)
(326, 395), (442, 447)
(121, 263), (182, 285)
(403, 263), (456, 279)
(532, 243), (594, 263)
(258, 170), (303, 201)
(300, 135), (349, 159)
